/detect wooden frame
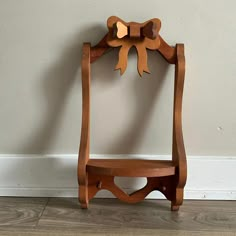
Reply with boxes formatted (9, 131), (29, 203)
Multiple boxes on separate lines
(78, 16), (187, 211)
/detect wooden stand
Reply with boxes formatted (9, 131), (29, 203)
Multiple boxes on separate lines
(78, 16), (187, 211)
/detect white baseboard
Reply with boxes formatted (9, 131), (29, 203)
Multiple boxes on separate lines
(0, 154), (235, 200)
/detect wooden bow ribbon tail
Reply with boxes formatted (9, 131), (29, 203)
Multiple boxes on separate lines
(106, 16), (162, 76)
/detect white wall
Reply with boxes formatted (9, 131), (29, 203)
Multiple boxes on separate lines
(0, 0), (235, 199)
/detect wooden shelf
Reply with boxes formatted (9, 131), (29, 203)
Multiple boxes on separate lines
(86, 159), (176, 177)
(78, 17), (187, 210)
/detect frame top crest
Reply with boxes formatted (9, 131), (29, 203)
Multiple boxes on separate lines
(90, 16), (179, 77)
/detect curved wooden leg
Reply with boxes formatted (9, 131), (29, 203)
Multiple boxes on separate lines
(81, 202), (88, 209)
(171, 202), (180, 211)
(171, 187), (184, 211)
(79, 184), (89, 209)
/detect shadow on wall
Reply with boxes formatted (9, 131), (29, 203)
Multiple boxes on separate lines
(15, 23), (173, 197)
(19, 25), (107, 154)
(90, 48), (172, 195)
(91, 48), (171, 154)
(19, 24), (172, 155)
(113, 51), (170, 154)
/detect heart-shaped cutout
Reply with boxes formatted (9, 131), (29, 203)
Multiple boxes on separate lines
(115, 21), (128, 39)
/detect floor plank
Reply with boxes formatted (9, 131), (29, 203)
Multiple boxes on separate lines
(0, 197), (236, 235)
(0, 197), (48, 227)
(0, 228), (236, 236)
(38, 198), (236, 232)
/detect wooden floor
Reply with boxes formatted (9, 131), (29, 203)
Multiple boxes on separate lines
(0, 197), (236, 236)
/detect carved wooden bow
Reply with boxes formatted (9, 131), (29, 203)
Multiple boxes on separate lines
(106, 16), (161, 76)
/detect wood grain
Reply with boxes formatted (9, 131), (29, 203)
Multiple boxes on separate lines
(0, 198), (236, 235)
(170, 43), (187, 210)
(87, 159), (176, 177)
(78, 43), (91, 209)
(38, 198), (236, 232)
(0, 197), (47, 227)
(1, 228), (236, 236)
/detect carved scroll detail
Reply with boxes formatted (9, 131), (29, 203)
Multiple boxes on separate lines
(87, 174), (177, 204)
